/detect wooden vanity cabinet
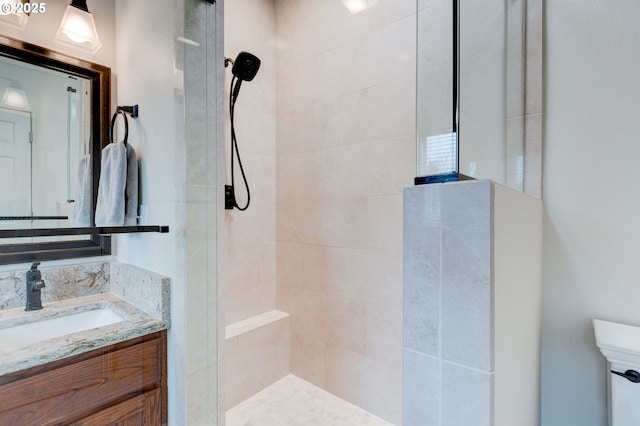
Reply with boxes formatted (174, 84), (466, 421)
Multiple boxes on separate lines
(0, 330), (167, 426)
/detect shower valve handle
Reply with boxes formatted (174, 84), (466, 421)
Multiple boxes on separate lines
(611, 369), (640, 383)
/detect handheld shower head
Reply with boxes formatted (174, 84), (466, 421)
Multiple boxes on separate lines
(232, 51), (261, 81)
(226, 51), (261, 211)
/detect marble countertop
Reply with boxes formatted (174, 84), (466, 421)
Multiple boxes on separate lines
(0, 293), (168, 376)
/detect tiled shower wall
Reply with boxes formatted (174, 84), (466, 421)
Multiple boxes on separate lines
(224, 0), (277, 325)
(275, 1), (416, 423)
(225, 0), (418, 421)
(403, 180), (542, 426)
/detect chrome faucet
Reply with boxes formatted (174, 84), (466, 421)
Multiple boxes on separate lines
(25, 262), (46, 311)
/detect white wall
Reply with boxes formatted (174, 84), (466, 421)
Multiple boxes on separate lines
(541, 2), (640, 425)
(114, 1), (177, 273)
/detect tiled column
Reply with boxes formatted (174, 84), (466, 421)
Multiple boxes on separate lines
(403, 180), (542, 426)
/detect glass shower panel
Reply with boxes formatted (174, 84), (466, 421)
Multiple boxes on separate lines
(415, 0), (458, 183)
(458, 0), (525, 191)
(415, 0), (525, 191)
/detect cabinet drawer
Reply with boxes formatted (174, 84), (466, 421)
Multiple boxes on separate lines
(0, 336), (162, 425)
(69, 388), (162, 426)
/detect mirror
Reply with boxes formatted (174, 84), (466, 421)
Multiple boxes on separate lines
(0, 35), (111, 263)
(0, 55), (91, 226)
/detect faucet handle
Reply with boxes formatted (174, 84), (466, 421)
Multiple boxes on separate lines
(27, 262), (42, 285)
(34, 279), (45, 289)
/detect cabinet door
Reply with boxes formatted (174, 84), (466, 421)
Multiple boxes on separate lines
(0, 336), (162, 425)
(69, 389), (162, 426)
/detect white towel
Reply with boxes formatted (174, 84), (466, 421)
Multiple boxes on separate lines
(124, 143), (138, 226)
(71, 154), (92, 226)
(95, 142), (128, 226)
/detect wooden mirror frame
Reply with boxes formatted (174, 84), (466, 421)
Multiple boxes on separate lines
(0, 35), (112, 265)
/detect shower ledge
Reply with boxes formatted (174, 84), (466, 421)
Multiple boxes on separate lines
(226, 310), (289, 339)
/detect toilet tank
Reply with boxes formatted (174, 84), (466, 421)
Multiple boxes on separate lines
(593, 319), (640, 426)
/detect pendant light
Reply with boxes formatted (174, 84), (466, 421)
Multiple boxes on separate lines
(2, 80), (30, 111)
(55, 0), (102, 54)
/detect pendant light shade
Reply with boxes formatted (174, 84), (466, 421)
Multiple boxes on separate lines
(2, 81), (30, 111)
(55, 0), (102, 54)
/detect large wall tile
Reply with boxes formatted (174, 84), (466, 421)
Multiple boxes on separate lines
(277, 242), (327, 294)
(225, 314), (291, 409)
(459, 0), (505, 59)
(403, 186), (442, 356)
(404, 223), (441, 356)
(368, 0), (417, 31)
(321, 39), (370, 99)
(326, 296), (368, 355)
(459, 49), (507, 127)
(441, 180), (491, 231)
(459, 121), (507, 183)
(441, 227), (492, 371)
(322, 90), (369, 149)
(403, 349), (440, 426)
(290, 332), (327, 389)
(416, 63), (454, 134)
(404, 181), (542, 426)
(276, 102), (325, 155)
(366, 301), (402, 367)
(325, 347), (402, 425)
(366, 249), (404, 308)
(363, 16), (417, 89)
(324, 248), (371, 301)
(417, 0), (452, 72)
(366, 195), (404, 251)
(441, 362), (492, 426)
(366, 74), (416, 142)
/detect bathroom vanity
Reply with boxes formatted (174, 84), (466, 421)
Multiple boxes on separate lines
(0, 331), (166, 425)
(0, 262), (170, 425)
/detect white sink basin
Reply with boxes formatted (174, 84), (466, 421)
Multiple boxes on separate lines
(0, 308), (124, 351)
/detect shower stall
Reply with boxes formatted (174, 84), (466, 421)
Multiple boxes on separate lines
(222, 0), (541, 424)
(222, 0), (415, 423)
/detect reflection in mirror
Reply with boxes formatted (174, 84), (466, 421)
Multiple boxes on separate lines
(0, 35), (112, 262)
(0, 55), (92, 233)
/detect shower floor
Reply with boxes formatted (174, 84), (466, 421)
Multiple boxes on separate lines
(226, 374), (393, 426)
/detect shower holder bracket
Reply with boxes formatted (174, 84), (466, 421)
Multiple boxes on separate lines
(225, 185), (234, 210)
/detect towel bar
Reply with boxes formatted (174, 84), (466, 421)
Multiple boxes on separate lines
(109, 104), (139, 146)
